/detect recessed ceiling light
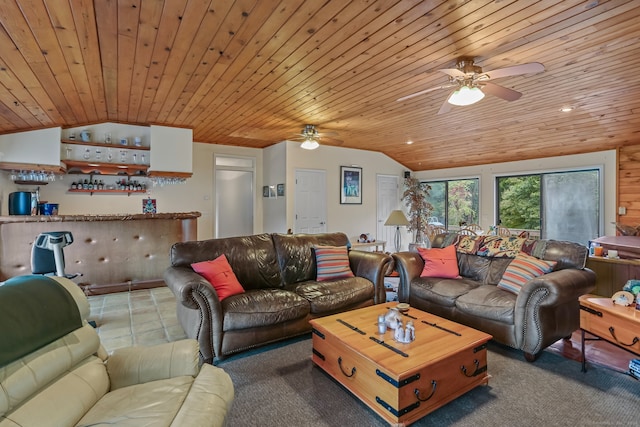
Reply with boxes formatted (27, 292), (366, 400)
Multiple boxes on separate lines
(559, 106), (574, 112)
(406, 140), (414, 145)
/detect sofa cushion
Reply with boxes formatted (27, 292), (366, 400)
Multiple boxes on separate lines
(477, 236), (526, 257)
(171, 233), (282, 290)
(191, 254), (245, 301)
(78, 375), (195, 426)
(221, 289), (309, 331)
(292, 277), (374, 314)
(455, 285), (517, 324)
(272, 232), (350, 285)
(0, 275), (82, 368)
(314, 246), (354, 281)
(410, 277), (481, 307)
(417, 245), (460, 278)
(497, 253), (557, 294)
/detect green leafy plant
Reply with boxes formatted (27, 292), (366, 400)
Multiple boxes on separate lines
(402, 176), (433, 243)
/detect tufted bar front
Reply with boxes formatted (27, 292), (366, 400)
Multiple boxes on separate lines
(0, 212), (199, 294)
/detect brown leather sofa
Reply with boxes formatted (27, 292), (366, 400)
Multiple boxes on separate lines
(0, 275), (234, 427)
(164, 232), (392, 364)
(393, 234), (596, 361)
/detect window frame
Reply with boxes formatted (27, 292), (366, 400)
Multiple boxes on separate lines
(494, 166), (603, 243)
(423, 176), (481, 230)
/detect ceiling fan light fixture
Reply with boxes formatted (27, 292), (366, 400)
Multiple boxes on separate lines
(447, 85), (485, 106)
(300, 138), (319, 150)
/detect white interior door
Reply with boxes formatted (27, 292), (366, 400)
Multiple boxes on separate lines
(215, 170), (254, 238)
(294, 169), (327, 233)
(377, 174), (400, 249)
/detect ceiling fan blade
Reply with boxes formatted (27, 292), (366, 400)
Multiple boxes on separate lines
(437, 94), (454, 114)
(321, 136), (344, 145)
(318, 131), (339, 137)
(438, 68), (466, 78)
(480, 82), (522, 101)
(397, 84), (456, 102)
(482, 62), (544, 80)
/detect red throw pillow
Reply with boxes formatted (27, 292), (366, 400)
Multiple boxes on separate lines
(416, 245), (460, 278)
(191, 254), (244, 301)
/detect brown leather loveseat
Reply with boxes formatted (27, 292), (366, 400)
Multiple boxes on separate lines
(164, 232), (392, 364)
(393, 233), (595, 361)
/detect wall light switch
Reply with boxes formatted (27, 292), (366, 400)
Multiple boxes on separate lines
(618, 206), (626, 215)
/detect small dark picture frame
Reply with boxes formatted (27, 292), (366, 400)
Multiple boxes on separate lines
(340, 166), (362, 204)
(262, 186), (270, 197)
(277, 183), (285, 197)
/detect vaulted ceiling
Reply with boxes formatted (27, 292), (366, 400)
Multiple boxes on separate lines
(0, 0), (639, 171)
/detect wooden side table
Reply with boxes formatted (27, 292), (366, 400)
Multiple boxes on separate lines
(579, 294), (640, 373)
(351, 240), (386, 252)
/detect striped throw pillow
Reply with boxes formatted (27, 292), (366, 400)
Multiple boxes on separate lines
(314, 246), (354, 281)
(497, 252), (557, 294)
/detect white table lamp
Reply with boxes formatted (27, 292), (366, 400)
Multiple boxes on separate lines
(384, 210), (410, 252)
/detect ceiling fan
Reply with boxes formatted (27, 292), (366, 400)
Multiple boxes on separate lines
(288, 124), (342, 150)
(397, 57), (545, 114)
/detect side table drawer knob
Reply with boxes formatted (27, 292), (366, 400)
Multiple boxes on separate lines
(608, 326), (640, 347)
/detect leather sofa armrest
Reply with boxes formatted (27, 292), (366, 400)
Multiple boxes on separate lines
(164, 266), (221, 310)
(516, 268), (596, 308)
(514, 268), (596, 355)
(348, 250), (393, 304)
(106, 340), (201, 390)
(392, 252), (424, 303)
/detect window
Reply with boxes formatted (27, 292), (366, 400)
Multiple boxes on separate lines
(424, 178), (479, 229)
(497, 169), (600, 245)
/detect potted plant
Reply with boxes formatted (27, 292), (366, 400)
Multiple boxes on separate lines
(402, 176), (433, 246)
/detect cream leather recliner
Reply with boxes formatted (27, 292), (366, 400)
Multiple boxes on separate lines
(0, 275), (234, 427)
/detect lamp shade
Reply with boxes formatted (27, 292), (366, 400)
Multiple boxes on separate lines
(300, 139), (319, 150)
(448, 85), (485, 106)
(384, 210), (410, 226)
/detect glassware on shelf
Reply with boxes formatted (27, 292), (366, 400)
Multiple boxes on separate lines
(132, 153), (138, 164)
(95, 148), (102, 161)
(120, 150), (127, 163)
(150, 176), (187, 187)
(107, 148), (113, 163)
(104, 132), (112, 144)
(65, 147), (73, 159)
(83, 148), (91, 160)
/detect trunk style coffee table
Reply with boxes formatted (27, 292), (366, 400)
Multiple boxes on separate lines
(310, 305), (492, 426)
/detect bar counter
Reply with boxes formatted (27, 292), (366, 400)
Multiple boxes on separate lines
(0, 212), (200, 295)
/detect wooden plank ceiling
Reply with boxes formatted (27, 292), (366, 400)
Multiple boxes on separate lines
(0, 0), (639, 171)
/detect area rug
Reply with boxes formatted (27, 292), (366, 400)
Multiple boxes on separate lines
(218, 335), (639, 426)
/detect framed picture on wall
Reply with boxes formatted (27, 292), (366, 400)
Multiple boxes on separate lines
(277, 183), (285, 197)
(262, 186), (270, 197)
(340, 166), (362, 204)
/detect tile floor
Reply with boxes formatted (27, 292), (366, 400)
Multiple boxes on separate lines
(89, 288), (634, 374)
(88, 287), (186, 352)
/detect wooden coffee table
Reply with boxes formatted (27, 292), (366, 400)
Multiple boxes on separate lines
(310, 304), (492, 426)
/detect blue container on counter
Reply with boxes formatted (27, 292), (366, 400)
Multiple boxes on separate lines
(41, 203), (59, 215)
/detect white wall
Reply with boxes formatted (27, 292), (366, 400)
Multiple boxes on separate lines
(285, 141), (407, 243)
(263, 143), (287, 233)
(3, 140), (615, 245)
(412, 150), (617, 238)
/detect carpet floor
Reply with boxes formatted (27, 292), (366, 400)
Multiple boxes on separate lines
(218, 335), (640, 427)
